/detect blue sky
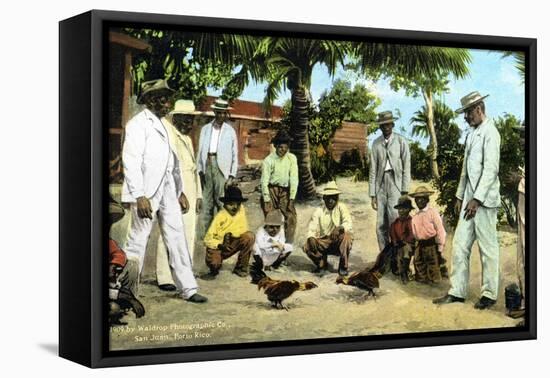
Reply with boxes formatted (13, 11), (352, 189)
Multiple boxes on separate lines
(208, 48), (525, 145)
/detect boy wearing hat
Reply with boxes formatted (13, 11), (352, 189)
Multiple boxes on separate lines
(389, 196), (416, 284)
(260, 129), (299, 243)
(155, 99), (203, 292)
(202, 186), (255, 280)
(410, 186), (447, 283)
(197, 98), (239, 235)
(253, 210), (294, 271)
(304, 181), (353, 276)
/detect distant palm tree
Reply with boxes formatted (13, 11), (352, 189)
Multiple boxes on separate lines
(410, 99), (458, 147)
(502, 51), (525, 83)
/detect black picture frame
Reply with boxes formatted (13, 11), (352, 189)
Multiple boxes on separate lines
(59, 9), (537, 368)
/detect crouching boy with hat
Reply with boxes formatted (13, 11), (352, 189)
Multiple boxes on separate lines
(304, 181), (353, 276)
(410, 186), (447, 283)
(201, 186), (255, 280)
(253, 210), (294, 272)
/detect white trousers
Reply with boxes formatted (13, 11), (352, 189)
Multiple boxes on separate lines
(124, 174), (198, 299)
(448, 183), (500, 300)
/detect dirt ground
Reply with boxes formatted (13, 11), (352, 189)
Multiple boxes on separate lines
(109, 176), (520, 351)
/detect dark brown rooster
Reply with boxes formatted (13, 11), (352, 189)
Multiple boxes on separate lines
(336, 268), (382, 298)
(251, 257), (317, 310)
(258, 277), (318, 310)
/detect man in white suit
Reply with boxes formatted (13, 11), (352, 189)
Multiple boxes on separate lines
(369, 111), (411, 250)
(197, 99), (239, 234)
(155, 100), (203, 291)
(122, 79), (207, 303)
(434, 91), (500, 310)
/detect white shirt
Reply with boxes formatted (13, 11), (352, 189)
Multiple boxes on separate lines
(384, 135), (394, 171)
(209, 126), (222, 153)
(253, 227), (293, 266)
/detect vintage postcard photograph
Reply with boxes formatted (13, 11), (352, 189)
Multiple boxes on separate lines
(106, 24), (527, 352)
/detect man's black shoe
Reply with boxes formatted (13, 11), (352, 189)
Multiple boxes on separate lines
(186, 293), (208, 303)
(158, 284), (177, 291)
(338, 268), (348, 277)
(433, 294), (465, 305)
(474, 296), (496, 310)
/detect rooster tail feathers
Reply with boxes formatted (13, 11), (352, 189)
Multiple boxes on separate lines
(250, 257), (267, 284)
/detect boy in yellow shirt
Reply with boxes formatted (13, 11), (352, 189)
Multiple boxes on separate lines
(201, 186), (255, 280)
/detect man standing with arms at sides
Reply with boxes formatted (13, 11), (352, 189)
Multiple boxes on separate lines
(369, 111), (411, 251)
(433, 91), (501, 310)
(260, 129), (299, 243)
(155, 99), (203, 291)
(121, 79), (207, 304)
(197, 99), (238, 235)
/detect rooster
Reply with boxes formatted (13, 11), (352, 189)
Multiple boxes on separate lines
(251, 257), (317, 310)
(336, 268), (382, 298)
(259, 277), (318, 310)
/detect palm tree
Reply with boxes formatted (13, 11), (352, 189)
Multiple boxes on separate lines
(410, 99), (458, 140)
(502, 51), (525, 83)
(364, 44), (471, 179)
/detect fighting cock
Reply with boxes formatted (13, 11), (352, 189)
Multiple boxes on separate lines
(336, 268), (382, 298)
(250, 257), (317, 310)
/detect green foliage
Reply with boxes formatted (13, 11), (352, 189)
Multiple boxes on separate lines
(431, 102), (464, 226)
(495, 114), (525, 227)
(409, 142), (432, 181)
(121, 28), (248, 105)
(309, 146), (336, 184)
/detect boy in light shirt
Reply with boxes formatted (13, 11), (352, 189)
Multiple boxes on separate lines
(410, 186), (448, 283)
(253, 210), (293, 272)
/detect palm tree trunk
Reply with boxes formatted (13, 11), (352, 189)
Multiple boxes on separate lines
(289, 87), (317, 199)
(423, 90), (440, 180)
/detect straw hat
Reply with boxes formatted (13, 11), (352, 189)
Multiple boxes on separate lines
(409, 185), (435, 198)
(170, 99), (202, 115)
(210, 98), (233, 112)
(321, 181), (342, 196)
(455, 91), (489, 114)
(264, 210), (284, 226)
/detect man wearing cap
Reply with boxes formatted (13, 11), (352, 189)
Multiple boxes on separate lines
(260, 130), (299, 243)
(434, 91), (500, 310)
(121, 79), (207, 304)
(253, 210), (294, 270)
(197, 99), (239, 235)
(369, 111), (411, 251)
(304, 181), (353, 276)
(202, 186), (255, 280)
(155, 99), (203, 291)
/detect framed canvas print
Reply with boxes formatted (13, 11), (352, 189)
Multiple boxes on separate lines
(59, 9), (536, 368)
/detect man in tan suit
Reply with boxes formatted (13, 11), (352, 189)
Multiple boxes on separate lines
(156, 100), (203, 291)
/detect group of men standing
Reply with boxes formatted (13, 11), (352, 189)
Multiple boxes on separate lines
(112, 76), (523, 317)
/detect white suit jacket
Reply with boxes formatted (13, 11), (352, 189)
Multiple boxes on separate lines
(197, 121), (238, 179)
(368, 133), (411, 197)
(121, 109), (183, 203)
(455, 118), (501, 208)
